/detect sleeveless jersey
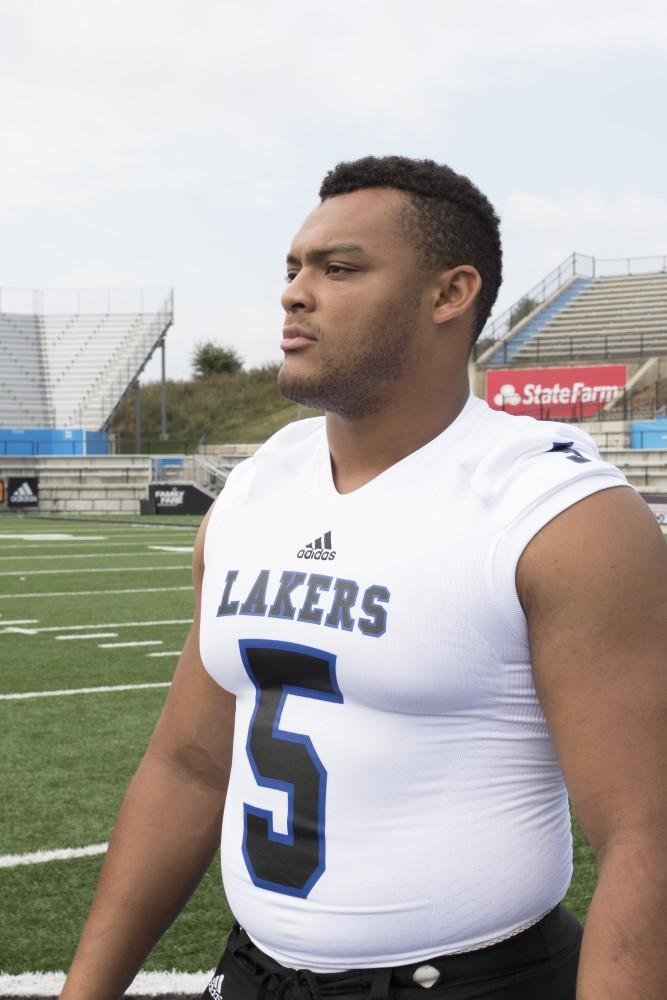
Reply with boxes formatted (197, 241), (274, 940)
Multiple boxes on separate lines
(199, 394), (627, 972)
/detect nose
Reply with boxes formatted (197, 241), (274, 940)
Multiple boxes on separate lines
(281, 269), (315, 314)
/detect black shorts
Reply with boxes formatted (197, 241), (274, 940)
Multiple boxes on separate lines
(201, 904), (582, 1000)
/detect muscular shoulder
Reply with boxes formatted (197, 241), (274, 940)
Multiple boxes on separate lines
(466, 402), (626, 527)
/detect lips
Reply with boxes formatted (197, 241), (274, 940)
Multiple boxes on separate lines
(281, 324), (317, 351)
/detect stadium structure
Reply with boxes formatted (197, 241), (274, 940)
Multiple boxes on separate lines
(1, 255), (666, 520)
(471, 253), (667, 518)
(0, 286), (211, 515)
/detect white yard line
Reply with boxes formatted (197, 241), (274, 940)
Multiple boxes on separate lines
(0, 538), (195, 551)
(55, 632), (118, 640)
(0, 586), (191, 600)
(149, 545), (194, 553)
(0, 619), (38, 625)
(0, 842), (108, 868)
(0, 971), (211, 995)
(98, 640), (163, 649)
(147, 650), (182, 657)
(0, 564), (190, 576)
(0, 534), (108, 542)
(0, 551), (187, 561)
(1, 617), (190, 635)
(0, 682), (170, 701)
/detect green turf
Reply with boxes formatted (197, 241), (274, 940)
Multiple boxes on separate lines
(0, 853), (229, 974)
(0, 603), (191, 694)
(0, 512), (204, 528)
(0, 513), (603, 975)
(0, 515), (232, 975)
(564, 819), (598, 923)
(1, 689), (168, 853)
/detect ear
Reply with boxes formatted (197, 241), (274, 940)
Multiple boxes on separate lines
(431, 266), (482, 327)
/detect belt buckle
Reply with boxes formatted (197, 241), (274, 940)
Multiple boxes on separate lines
(411, 965), (441, 989)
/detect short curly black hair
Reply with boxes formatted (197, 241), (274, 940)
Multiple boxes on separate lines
(319, 155), (502, 342)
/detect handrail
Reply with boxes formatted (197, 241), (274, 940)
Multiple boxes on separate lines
(193, 456), (228, 485)
(481, 253), (593, 343)
(0, 286), (174, 317)
(478, 333), (667, 367)
(593, 255), (667, 277)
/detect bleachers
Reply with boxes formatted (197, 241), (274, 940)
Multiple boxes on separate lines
(479, 268), (667, 368)
(0, 288), (173, 431)
(599, 448), (667, 493)
(0, 314), (53, 426)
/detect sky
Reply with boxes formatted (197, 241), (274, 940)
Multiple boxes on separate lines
(1, 0), (666, 382)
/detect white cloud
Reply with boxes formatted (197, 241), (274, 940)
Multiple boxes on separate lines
(492, 186), (667, 319)
(506, 185), (667, 261)
(1, 0), (667, 376)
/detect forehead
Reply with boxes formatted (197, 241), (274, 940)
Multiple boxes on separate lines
(289, 187), (411, 257)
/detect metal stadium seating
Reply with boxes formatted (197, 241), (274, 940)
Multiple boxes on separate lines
(0, 288), (173, 430)
(477, 261), (667, 368)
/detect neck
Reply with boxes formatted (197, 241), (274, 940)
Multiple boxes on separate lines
(325, 370), (471, 494)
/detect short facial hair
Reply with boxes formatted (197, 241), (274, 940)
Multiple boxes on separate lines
(278, 295), (421, 419)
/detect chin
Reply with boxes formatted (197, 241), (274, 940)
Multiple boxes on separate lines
(277, 366), (322, 408)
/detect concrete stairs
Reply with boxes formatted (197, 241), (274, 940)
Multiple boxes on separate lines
(598, 449), (667, 493)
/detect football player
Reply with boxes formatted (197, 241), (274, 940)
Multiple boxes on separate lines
(61, 157), (667, 1000)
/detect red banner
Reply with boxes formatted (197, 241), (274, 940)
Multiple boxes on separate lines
(486, 365), (628, 419)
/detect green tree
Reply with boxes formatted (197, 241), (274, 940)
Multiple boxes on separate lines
(509, 296), (538, 329)
(191, 341), (244, 378)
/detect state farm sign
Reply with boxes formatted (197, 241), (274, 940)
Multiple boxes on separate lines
(486, 365), (628, 419)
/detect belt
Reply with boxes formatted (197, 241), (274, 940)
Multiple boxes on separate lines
(228, 906), (569, 1000)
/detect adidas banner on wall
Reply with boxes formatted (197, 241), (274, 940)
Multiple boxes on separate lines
(8, 477), (39, 508)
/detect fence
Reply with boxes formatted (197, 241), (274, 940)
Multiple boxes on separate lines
(473, 331), (667, 364)
(0, 286), (174, 316)
(149, 455), (228, 494)
(115, 436), (196, 455)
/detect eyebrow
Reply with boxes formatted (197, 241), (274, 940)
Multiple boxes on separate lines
(286, 243), (366, 266)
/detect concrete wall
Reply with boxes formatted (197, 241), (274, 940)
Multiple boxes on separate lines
(0, 455), (151, 513)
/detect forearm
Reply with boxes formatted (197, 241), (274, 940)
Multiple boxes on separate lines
(61, 749), (226, 1000)
(577, 842), (667, 998)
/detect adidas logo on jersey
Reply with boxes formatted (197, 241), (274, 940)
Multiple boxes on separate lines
(297, 530), (336, 561)
(9, 481), (37, 504)
(207, 973), (225, 1000)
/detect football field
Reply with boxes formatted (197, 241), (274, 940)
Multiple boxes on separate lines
(0, 513), (607, 988)
(0, 514), (233, 991)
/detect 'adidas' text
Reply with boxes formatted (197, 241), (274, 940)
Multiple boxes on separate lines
(297, 530), (336, 561)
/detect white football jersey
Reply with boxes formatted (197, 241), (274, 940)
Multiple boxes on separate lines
(199, 394), (627, 972)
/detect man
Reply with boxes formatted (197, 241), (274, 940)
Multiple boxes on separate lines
(61, 157), (667, 999)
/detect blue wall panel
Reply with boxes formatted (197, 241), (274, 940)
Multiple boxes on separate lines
(0, 428), (109, 456)
(630, 419), (667, 449)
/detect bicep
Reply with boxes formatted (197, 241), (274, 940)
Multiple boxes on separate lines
(147, 503), (235, 791)
(518, 486), (667, 856)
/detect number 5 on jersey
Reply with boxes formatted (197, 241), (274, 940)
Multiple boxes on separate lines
(239, 640), (343, 897)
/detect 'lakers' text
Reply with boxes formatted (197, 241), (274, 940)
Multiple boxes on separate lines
(216, 569), (390, 637)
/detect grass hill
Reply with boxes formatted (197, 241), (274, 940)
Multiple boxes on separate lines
(111, 364), (323, 452)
